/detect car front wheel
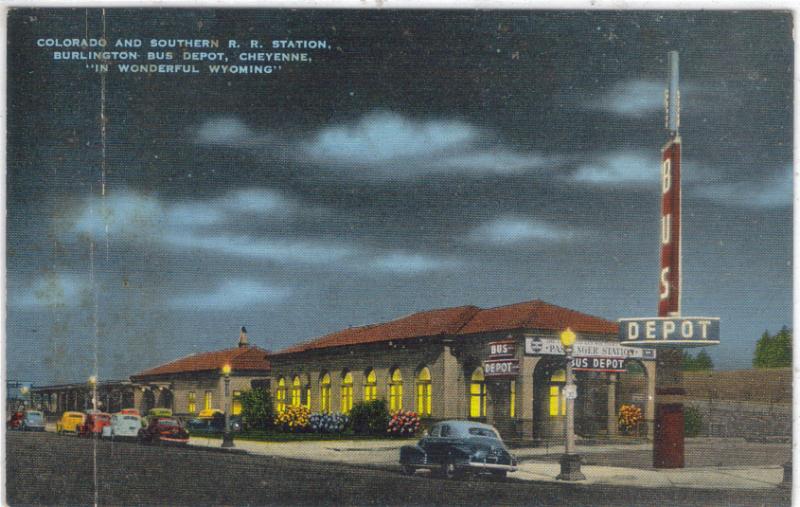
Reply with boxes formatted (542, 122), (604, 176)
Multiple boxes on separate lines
(441, 458), (461, 480)
(401, 464), (416, 476)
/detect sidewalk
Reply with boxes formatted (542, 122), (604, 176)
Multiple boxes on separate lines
(187, 436), (787, 490)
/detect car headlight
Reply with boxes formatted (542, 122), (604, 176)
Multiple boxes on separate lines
(472, 449), (488, 460)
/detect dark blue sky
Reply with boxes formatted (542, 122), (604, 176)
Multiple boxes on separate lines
(6, 10), (792, 383)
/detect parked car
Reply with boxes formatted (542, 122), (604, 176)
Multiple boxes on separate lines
(399, 421), (518, 479)
(102, 413), (143, 440)
(137, 417), (189, 445)
(56, 411), (86, 434)
(77, 412), (112, 437)
(7, 411), (24, 430)
(119, 408), (141, 416)
(20, 410), (46, 431)
(187, 413), (242, 434)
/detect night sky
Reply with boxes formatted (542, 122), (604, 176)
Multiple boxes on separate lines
(6, 9), (792, 384)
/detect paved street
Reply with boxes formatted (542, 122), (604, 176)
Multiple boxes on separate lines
(6, 432), (791, 506)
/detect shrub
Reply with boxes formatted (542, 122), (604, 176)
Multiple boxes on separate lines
(240, 389), (273, 430)
(684, 405), (703, 437)
(349, 399), (389, 435)
(309, 412), (350, 433)
(387, 410), (420, 436)
(618, 404), (643, 434)
(274, 405), (310, 432)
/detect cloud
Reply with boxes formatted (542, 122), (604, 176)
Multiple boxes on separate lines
(368, 252), (461, 274)
(166, 233), (357, 264)
(305, 111), (479, 165)
(691, 166), (792, 208)
(431, 150), (553, 174)
(13, 272), (91, 309)
(571, 152), (658, 186)
(590, 80), (665, 116)
(194, 117), (274, 147)
(468, 217), (578, 244)
(169, 280), (291, 310)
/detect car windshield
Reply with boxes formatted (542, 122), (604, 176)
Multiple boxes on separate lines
(468, 427), (499, 439)
(123, 416), (139, 422)
(157, 419), (179, 427)
(26, 413), (43, 421)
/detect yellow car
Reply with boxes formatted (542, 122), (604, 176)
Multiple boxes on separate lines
(56, 411), (86, 434)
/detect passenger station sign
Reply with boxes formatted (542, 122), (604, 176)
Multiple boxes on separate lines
(618, 317), (720, 348)
(523, 336), (655, 373)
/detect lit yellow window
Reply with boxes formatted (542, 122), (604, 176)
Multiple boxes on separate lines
(304, 385), (311, 409)
(320, 373), (331, 413)
(510, 381), (516, 418)
(341, 372), (353, 413)
(276, 377), (286, 413)
(470, 367), (486, 418)
(187, 391), (196, 414)
(364, 369), (377, 402)
(549, 370), (566, 416)
(291, 377), (301, 407)
(204, 391), (212, 411)
(416, 367), (432, 416)
(389, 369), (403, 411)
(232, 390), (242, 416)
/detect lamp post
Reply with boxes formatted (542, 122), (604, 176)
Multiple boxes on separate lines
(557, 327), (585, 481)
(221, 364), (235, 448)
(88, 375), (98, 413)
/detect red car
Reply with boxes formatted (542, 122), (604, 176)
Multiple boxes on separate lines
(137, 417), (189, 445)
(77, 413), (111, 437)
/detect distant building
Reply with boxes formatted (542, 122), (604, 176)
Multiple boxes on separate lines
(269, 299), (656, 441)
(130, 328), (270, 417)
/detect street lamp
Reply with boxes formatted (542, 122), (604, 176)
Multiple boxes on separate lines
(557, 327), (585, 481)
(221, 363), (235, 448)
(88, 375), (98, 413)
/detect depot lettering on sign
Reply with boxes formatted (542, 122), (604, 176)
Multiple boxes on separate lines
(571, 357), (627, 372)
(618, 317), (720, 348)
(482, 359), (520, 377)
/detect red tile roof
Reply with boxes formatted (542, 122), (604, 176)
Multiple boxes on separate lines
(131, 346), (270, 380)
(274, 299), (618, 356)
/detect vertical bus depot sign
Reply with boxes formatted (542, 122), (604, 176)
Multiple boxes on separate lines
(659, 138), (682, 317)
(619, 317), (720, 348)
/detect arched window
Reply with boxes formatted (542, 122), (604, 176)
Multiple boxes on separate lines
(341, 372), (353, 413)
(470, 367), (486, 418)
(276, 377), (286, 413)
(304, 383), (312, 409)
(549, 370), (566, 416)
(416, 367), (432, 416)
(509, 381), (516, 418)
(204, 390), (213, 411)
(232, 391), (242, 416)
(364, 369), (377, 402)
(291, 376), (301, 407)
(389, 368), (403, 411)
(187, 391), (196, 414)
(320, 373), (331, 413)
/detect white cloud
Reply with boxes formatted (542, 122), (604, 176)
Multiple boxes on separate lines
(220, 189), (294, 214)
(469, 217), (577, 245)
(590, 80), (665, 116)
(305, 111), (479, 165)
(572, 152), (658, 186)
(368, 252), (460, 274)
(13, 272), (91, 309)
(195, 117), (274, 147)
(167, 233), (357, 264)
(432, 150), (552, 174)
(692, 167), (792, 208)
(169, 280), (291, 310)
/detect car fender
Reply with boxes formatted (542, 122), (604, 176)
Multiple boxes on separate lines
(399, 445), (426, 464)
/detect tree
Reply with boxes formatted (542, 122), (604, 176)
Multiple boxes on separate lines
(753, 327), (792, 368)
(240, 388), (273, 430)
(682, 349), (713, 371)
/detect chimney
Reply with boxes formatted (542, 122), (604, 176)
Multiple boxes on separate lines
(238, 326), (249, 348)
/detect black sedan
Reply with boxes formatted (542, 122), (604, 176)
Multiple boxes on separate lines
(400, 420), (517, 479)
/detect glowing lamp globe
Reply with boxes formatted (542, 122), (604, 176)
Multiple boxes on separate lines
(560, 327), (577, 348)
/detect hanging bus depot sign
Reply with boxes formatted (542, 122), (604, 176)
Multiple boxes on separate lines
(618, 317), (720, 348)
(524, 336), (656, 360)
(570, 356), (627, 372)
(487, 339), (516, 359)
(482, 359), (520, 377)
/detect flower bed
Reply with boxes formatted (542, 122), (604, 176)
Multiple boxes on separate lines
(387, 410), (420, 436)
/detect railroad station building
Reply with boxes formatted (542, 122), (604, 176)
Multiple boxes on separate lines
(269, 299), (657, 442)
